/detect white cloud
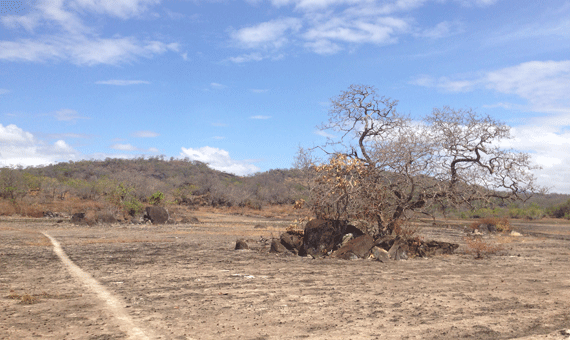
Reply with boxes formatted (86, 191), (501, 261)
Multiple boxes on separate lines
(315, 130), (336, 138)
(54, 109), (89, 121)
(250, 115), (271, 119)
(411, 60), (570, 193)
(110, 143), (138, 151)
(180, 146), (260, 176)
(250, 89), (269, 93)
(454, 0), (498, 7)
(231, 17), (302, 49)
(484, 60), (570, 114)
(304, 17), (409, 45)
(415, 21), (463, 39)
(0, 0), (178, 65)
(413, 60), (570, 113)
(131, 130), (159, 138)
(0, 123), (79, 167)
(227, 52), (265, 63)
(304, 39), (342, 54)
(210, 82), (226, 89)
(0, 89), (9, 95)
(69, 0), (161, 19)
(148, 147), (160, 153)
(500, 125), (570, 193)
(96, 80), (151, 85)
(409, 75), (478, 92)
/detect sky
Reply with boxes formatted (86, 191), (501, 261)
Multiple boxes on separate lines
(0, 0), (569, 193)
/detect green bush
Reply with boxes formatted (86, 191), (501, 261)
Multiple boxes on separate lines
(148, 191), (165, 205)
(122, 197), (144, 216)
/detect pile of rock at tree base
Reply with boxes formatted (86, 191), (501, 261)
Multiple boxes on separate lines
(268, 219), (459, 261)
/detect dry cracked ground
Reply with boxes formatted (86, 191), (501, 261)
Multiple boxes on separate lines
(1, 211), (570, 340)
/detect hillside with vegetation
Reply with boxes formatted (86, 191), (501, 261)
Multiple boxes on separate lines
(0, 156), (569, 223)
(0, 157), (308, 221)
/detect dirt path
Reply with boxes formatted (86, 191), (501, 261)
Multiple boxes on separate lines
(41, 232), (154, 340)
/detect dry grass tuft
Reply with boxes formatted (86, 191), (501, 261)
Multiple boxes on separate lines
(464, 236), (504, 258)
(470, 216), (511, 232)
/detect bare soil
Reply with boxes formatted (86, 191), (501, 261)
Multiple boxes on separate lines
(1, 211), (570, 340)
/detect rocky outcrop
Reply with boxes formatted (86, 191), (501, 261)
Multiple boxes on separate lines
(280, 231), (304, 253)
(333, 234), (375, 260)
(144, 206), (169, 224)
(301, 219), (364, 257)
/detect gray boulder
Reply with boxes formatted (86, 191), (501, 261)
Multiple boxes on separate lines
(370, 246), (390, 262)
(144, 206), (169, 224)
(334, 234), (375, 259)
(235, 239), (249, 250)
(270, 239), (288, 253)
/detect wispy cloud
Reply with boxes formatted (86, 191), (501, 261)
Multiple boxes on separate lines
(180, 146), (260, 176)
(46, 133), (93, 139)
(315, 130), (335, 138)
(228, 0), (475, 60)
(110, 143), (138, 151)
(411, 59), (570, 193)
(96, 80), (151, 86)
(210, 82), (227, 89)
(0, 88), (10, 95)
(250, 89), (269, 93)
(54, 109), (89, 122)
(231, 17), (302, 49)
(131, 130), (159, 138)
(250, 115), (271, 119)
(0, 0), (178, 65)
(411, 60), (570, 113)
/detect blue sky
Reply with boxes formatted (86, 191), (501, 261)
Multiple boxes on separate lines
(1, 0), (570, 192)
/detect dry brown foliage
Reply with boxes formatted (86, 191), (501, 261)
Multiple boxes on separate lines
(470, 216), (511, 232)
(464, 236), (504, 259)
(305, 84), (544, 237)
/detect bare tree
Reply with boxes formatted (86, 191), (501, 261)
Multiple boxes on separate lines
(309, 84), (544, 236)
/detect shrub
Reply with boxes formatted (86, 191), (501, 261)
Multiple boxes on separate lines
(464, 236), (503, 259)
(148, 191), (165, 205)
(470, 216), (511, 233)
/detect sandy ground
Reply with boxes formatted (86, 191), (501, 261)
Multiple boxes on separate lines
(1, 211), (570, 340)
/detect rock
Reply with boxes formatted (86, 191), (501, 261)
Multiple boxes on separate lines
(144, 206), (169, 224)
(71, 213), (86, 224)
(487, 224), (497, 233)
(388, 238), (409, 260)
(340, 233), (354, 247)
(301, 219), (363, 257)
(422, 240), (459, 255)
(334, 234), (375, 259)
(270, 239), (288, 253)
(510, 231), (522, 237)
(235, 239), (249, 250)
(370, 246), (390, 262)
(343, 252), (359, 260)
(181, 216), (199, 224)
(477, 224), (490, 233)
(280, 231), (303, 252)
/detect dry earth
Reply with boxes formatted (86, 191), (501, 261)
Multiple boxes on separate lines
(1, 211), (570, 340)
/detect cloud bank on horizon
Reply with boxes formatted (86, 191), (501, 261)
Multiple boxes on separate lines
(1, 0), (570, 192)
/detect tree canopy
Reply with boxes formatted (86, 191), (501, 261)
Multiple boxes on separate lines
(307, 84), (544, 236)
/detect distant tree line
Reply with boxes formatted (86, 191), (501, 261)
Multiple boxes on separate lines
(0, 157), (309, 218)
